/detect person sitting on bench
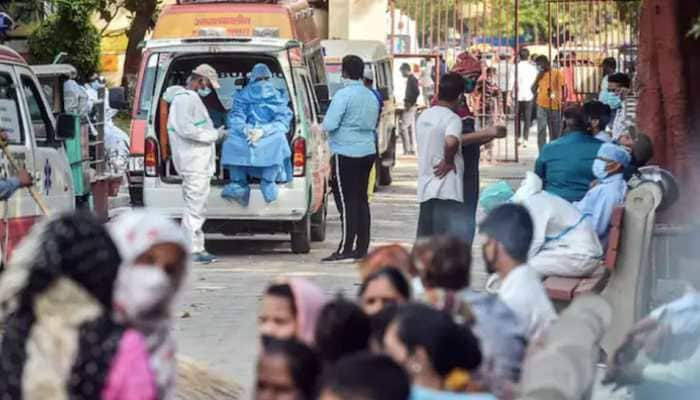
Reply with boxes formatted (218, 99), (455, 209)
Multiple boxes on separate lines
(511, 172), (604, 278)
(575, 143), (631, 249)
(221, 63), (293, 206)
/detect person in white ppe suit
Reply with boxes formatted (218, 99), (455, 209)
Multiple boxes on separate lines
(511, 171), (604, 278)
(163, 64), (227, 264)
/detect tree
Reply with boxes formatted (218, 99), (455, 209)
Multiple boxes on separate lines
(95, 0), (160, 88)
(28, 0), (101, 78)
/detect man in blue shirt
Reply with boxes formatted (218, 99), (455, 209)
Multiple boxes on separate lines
(575, 143), (630, 249)
(322, 55), (380, 262)
(534, 106), (603, 202)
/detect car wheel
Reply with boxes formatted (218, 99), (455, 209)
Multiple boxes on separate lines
(311, 197), (327, 242)
(291, 214), (311, 254)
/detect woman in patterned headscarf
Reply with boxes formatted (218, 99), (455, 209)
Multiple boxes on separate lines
(0, 213), (156, 400)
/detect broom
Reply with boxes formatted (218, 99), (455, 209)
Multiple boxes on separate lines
(176, 356), (244, 400)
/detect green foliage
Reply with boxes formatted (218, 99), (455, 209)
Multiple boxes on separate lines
(28, 0), (101, 78)
(689, 15), (700, 39)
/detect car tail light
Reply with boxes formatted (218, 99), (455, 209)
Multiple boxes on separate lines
(144, 137), (159, 177)
(293, 138), (306, 177)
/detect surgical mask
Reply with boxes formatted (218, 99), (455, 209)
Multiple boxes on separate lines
(601, 91), (622, 110)
(113, 265), (172, 321)
(592, 159), (609, 180)
(464, 78), (477, 94)
(197, 87), (212, 98)
(90, 80), (104, 90)
(411, 276), (425, 297)
(537, 65), (544, 73)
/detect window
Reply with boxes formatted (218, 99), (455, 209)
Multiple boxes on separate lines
(0, 72), (23, 144)
(137, 53), (163, 118)
(302, 76), (317, 121)
(296, 74), (313, 122)
(21, 75), (53, 141)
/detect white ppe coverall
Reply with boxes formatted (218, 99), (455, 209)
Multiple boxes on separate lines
(164, 86), (219, 254)
(512, 172), (604, 278)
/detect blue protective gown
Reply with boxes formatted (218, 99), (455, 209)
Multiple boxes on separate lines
(221, 64), (293, 206)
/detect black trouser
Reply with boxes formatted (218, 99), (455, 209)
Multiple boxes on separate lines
(416, 199), (469, 239)
(330, 154), (376, 255)
(516, 100), (533, 142)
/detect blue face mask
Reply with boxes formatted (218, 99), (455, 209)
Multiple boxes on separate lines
(592, 159), (609, 180)
(601, 91), (622, 110)
(197, 87), (212, 98)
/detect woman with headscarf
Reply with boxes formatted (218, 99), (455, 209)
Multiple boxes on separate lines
(109, 210), (190, 400)
(0, 213), (156, 399)
(221, 63), (294, 206)
(109, 210), (242, 400)
(258, 277), (328, 346)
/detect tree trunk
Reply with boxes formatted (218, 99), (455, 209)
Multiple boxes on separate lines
(121, 0), (158, 90)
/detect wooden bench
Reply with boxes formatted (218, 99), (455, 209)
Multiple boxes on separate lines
(543, 206), (625, 302)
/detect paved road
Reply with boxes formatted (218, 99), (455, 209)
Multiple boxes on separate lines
(174, 139), (628, 398)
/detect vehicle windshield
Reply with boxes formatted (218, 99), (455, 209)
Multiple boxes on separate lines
(326, 64), (343, 97)
(326, 63), (374, 97)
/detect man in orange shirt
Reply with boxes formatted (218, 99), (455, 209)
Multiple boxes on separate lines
(532, 55), (565, 151)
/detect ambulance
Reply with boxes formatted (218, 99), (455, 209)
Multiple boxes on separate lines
(128, 0), (330, 254)
(0, 46), (77, 263)
(322, 40), (397, 186)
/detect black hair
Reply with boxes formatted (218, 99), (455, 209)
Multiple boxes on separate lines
(320, 353), (410, 400)
(583, 101), (613, 131)
(342, 55), (365, 80)
(519, 48), (530, 60)
(315, 298), (371, 366)
(438, 72), (464, 102)
(400, 63), (411, 72)
(358, 267), (411, 300)
(608, 72), (631, 88)
(563, 105), (588, 132)
(369, 304), (399, 351)
(265, 283), (297, 316)
(632, 133), (654, 167)
(261, 338), (321, 400)
(602, 57), (617, 70)
(395, 303), (482, 377)
(423, 235), (471, 290)
(535, 55), (549, 65)
(479, 203), (534, 263)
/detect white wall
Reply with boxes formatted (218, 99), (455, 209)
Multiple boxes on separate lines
(328, 0), (388, 42)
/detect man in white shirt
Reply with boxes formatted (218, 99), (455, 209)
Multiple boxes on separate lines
(479, 202), (557, 340)
(512, 172), (604, 278)
(416, 73), (467, 238)
(514, 48), (539, 148)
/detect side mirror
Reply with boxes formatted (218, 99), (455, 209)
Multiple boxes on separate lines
(56, 113), (80, 140)
(109, 87), (129, 111)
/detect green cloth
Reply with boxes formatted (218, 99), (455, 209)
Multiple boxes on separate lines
(534, 131), (603, 202)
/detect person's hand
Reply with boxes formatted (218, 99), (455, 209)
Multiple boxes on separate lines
(493, 125), (507, 139)
(17, 169), (33, 188)
(433, 159), (456, 179)
(216, 126), (228, 143)
(0, 131), (8, 144)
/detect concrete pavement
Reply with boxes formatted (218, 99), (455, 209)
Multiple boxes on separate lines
(174, 136), (539, 394)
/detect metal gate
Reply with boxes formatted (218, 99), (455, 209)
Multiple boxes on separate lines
(389, 0), (641, 162)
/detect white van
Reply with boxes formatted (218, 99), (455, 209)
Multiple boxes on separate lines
(0, 47), (76, 263)
(322, 40), (397, 185)
(128, 37), (330, 254)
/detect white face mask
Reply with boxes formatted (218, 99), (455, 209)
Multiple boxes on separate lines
(411, 276), (425, 297)
(113, 265), (172, 321)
